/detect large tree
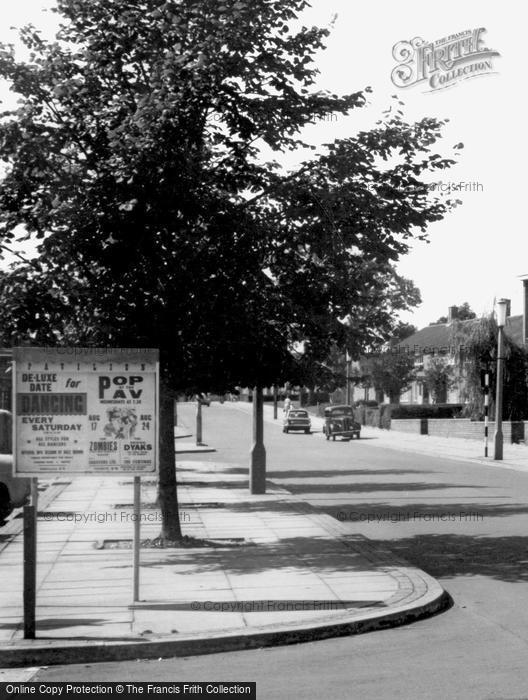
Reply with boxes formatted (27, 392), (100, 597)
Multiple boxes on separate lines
(0, 0), (460, 538)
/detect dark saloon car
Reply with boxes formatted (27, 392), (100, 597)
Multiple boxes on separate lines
(322, 405), (361, 441)
(283, 409), (311, 434)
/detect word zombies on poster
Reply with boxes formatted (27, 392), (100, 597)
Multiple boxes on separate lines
(13, 348), (159, 476)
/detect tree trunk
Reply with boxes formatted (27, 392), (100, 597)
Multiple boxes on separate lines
(158, 380), (182, 541)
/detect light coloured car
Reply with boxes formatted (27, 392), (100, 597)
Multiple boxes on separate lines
(283, 409), (311, 434)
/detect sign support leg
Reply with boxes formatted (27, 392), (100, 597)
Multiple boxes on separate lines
(23, 478), (38, 639)
(133, 476), (141, 602)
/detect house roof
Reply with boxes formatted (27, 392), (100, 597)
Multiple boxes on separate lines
(390, 314), (524, 355)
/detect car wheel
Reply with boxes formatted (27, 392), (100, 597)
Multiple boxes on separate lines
(285, 428), (289, 434)
(305, 429), (310, 434)
(332, 435), (336, 441)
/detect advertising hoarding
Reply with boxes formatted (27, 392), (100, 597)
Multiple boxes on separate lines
(13, 348), (159, 476)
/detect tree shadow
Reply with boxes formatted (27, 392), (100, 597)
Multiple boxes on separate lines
(284, 482), (488, 494)
(178, 476), (487, 494)
(177, 480), (249, 490)
(177, 467), (436, 478)
(106, 536), (378, 576)
(374, 534), (528, 582)
(322, 502), (528, 521)
(102, 530), (528, 584)
(0, 617), (115, 631)
(131, 599), (387, 611)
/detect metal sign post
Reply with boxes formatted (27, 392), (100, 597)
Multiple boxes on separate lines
(133, 476), (141, 602)
(23, 496), (36, 639)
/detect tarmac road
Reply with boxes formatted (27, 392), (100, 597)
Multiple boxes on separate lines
(30, 402), (528, 699)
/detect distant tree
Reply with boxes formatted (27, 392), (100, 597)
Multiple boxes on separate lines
(359, 352), (416, 403)
(431, 303), (476, 325)
(423, 357), (455, 403)
(391, 322), (418, 343)
(454, 303), (477, 321)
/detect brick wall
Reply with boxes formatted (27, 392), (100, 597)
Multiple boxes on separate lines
(389, 419), (423, 434)
(390, 418), (528, 444)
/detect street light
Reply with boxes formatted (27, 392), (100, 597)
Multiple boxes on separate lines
(196, 395), (203, 446)
(493, 298), (509, 460)
(345, 350), (352, 406)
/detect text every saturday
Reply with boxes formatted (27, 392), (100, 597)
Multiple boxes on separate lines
(21, 417), (82, 431)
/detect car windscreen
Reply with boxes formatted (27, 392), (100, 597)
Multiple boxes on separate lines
(288, 411), (308, 417)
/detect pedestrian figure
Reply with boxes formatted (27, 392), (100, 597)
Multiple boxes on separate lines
(283, 396), (292, 413)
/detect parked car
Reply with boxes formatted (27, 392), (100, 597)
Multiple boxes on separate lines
(283, 409), (311, 434)
(322, 405), (361, 441)
(0, 410), (31, 523)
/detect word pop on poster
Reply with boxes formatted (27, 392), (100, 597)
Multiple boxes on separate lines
(13, 348), (159, 476)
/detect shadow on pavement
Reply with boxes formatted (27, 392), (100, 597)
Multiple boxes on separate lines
(375, 534), (528, 582)
(282, 482), (489, 494)
(103, 536), (391, 576)
(179, 468), (437, 478)
(322, 502), (528, 521)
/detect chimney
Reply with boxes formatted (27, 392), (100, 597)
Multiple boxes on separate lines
(521, 275), (528, 345)
(447, 306), (458, 323)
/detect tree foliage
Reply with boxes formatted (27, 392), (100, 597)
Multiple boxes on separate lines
(391, 322), (418, 342)
(431, 302), (476, 325)
(0, 0), (460, 391)
(423, 357), (455, 404)
(450, 316), (528, 420)
(357, 352), (417, 403)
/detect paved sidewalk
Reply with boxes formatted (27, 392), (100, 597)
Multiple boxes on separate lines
(228, 402), (528, 474)
(0, 421), (447, 667)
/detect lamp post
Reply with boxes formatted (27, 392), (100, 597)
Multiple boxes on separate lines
(493, 299), (509, 460)
(196, 395), (203, 446)
(250, 386), (266, 494)
(345, 350), (352, 405)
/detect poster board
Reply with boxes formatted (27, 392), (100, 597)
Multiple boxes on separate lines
(13, 347), (159, 476)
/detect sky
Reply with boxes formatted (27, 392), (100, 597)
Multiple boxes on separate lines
(0, 0), (525, 329)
